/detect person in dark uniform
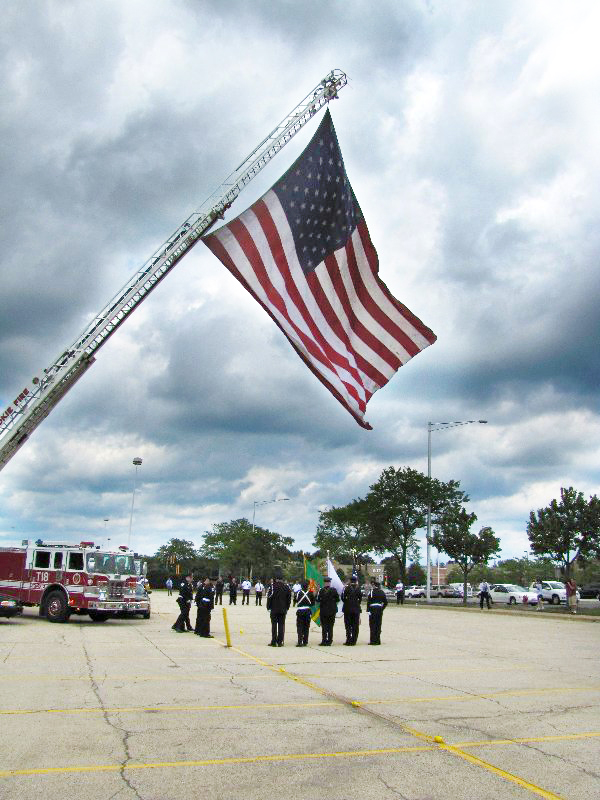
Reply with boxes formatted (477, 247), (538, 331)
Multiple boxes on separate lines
(295, 580), (315, 647)
(214, 577), (224, 605)
(367, 579), (387, 645)
(228, 577), (238, 605)
(317, 576), (340, 646)
(194, 577), (215, 637)
(172, 574), (194, 632)
(341, 575), (362, 645)
(266, 576), (291, 646)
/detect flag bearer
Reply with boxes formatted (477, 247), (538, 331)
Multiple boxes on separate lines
(317, 576), (340, 646)
(341, 575), (362, 645)
(367, 579), (387, 645)
(194, 577), (215, 637)
(295, 581), (315, 646)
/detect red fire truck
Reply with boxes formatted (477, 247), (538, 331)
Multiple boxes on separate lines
(0, 539), (150, 622)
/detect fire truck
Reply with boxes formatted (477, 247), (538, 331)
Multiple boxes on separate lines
(0, 540), (150, 622)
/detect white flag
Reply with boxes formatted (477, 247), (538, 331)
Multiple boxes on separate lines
(326, 557), (345, 617)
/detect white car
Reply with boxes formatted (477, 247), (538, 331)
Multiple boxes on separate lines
(406, 585), (426, 598)
(448, 583), (473, 598)
(489, 584), (535, 606)
(528, 581), (579, 605)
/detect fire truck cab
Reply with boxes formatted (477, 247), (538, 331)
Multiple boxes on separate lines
(0, 540), (150, 622)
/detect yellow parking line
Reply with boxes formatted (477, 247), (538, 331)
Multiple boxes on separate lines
(436, 739), (564, 800)
(1, 733), (598, 779)
(2, 684), (598, 718)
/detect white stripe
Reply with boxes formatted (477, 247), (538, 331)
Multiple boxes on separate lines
(334, 243), (413, 365)
(214, 219), (363, 416)
(243, 199), (367, 404)
(263, 193), (369, 401)
(351, 229), (432, 353)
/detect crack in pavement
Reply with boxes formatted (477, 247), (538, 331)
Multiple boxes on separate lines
(80, 629), (144, 800)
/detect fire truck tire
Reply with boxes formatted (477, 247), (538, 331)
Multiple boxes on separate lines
(88, 611), (110, 622)
(45, 591), (70, 623)
(142, 610), (151, 619)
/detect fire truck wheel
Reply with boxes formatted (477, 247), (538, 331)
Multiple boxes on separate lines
(142, 610), (151, 619)
(88, 611), (110, 622)
(45, 591), (70, 623)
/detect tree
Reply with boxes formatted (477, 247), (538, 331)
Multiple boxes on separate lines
(200, 519), (293, 579)
(527, 487), (600, 576)
(406, 561), (426, 585)
(155, 538), (199, 574)
(313, 501), (373, 574)
(359, 466), (467, 582)
(432, 509), (500, 604)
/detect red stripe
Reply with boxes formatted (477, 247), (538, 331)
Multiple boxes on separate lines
(253, 201), (366, 397)
(357, 223), (437, 346)
(321, 252), (404, 374)
(206, 215), (366, 416)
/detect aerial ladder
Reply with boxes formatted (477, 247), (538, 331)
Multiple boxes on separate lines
(0, 70), (348, 472)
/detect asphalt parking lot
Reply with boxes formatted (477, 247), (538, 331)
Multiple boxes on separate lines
(0, 593), (598, 800)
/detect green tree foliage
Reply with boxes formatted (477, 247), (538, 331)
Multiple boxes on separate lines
(527, 487), (600, 576)
(406, 561), (426, 585)
(154, 538), (199, 572)
(200, 518), (293, 579)
(359, 466), (467, 581)
(432, 509), (501, 603)
(313, 501), (373, 573)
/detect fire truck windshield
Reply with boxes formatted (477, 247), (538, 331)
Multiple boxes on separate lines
(86, 552), (135, 575)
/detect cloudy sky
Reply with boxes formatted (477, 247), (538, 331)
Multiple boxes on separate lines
(1, 0), (599, 564)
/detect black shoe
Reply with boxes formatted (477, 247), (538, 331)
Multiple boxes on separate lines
(277, 642), (284, 647)
(343, 642), (351, 646)
(296, 643), (303, 647)
(268, 642), (277, 646)
(203, 635), (214, 638)
(319, 642), (327, 646)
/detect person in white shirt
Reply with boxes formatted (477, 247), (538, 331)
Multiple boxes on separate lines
(254, 580), (265, 605)
(395, 580), (404, 605)
(479, 580), (492, 610)
(292, 581), (302, 606)
(241, 578), (252, 605)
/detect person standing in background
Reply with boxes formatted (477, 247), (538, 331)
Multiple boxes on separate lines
(214, 577), (224, 605)
(165, 577), (173, 596)
(367, 578), (387, 645)
(254, 579), (265, 605)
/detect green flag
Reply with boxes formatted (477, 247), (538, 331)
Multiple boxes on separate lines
(304, 555), (324, 626)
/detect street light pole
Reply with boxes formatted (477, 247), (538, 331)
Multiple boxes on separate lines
(426, 420), (487, 602)
(128, 456), (143, 548)
(251, 497), (289, 579)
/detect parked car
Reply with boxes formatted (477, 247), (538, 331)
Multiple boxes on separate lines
(448, 583), (473, 598)
(528, 581), (579, 605)
(437, 585), (461, 598)
(578, 583), (600, 600)
(406, 585), (426, 598)
(0, 592), (23, 618)
(489, 584), (535, 605)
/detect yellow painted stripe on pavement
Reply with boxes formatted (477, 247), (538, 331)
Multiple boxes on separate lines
(0, 745), (435, 777)
(2, 685), (598, 718)
(1, 733), (598, 779)
(436, 740), (565, 800)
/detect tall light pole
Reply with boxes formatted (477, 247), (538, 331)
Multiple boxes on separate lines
(251, 497), (289, 581)
(252, 497), (290, 536)
(128, 456), (143, 548)
(426, 420), (487, 602)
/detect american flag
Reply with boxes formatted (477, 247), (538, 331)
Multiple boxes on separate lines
(202, 110), (436, 429)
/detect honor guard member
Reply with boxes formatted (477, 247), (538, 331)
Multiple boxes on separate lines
(194, 577), (215, 637)
(172, 574), (194, 632)
(367, 578), (387, 645)
(341, 575), (362, 645)
(295, 580), (315, 646)
(241, 578), (252, 605)
(229, 577), (238, 605)
(254, 579), (265, 605)
(214, 577), (224, 605)
(317, 576), (340, 646)
(266, 575), (291, 646)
